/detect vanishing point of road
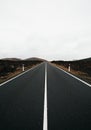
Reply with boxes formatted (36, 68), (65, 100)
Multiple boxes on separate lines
(0, 62), (91, 130)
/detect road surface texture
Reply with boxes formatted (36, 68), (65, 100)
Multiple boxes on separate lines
(0, 63), (45, 130)
(47, 63), (91, 130)
(0, 62), (91, 130)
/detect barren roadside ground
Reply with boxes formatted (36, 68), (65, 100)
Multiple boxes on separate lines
(53, 63), (91, 85)
(0, 64), (37, 84)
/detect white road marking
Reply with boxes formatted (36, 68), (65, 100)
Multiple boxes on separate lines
(43, 63), (48, 130)
(55, 65), (91, 87)
(0, 63), (43, 87)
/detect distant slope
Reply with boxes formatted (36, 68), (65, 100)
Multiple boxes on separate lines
(1, 58), (21, 61)
(25, 57), (46, 61)
(0, 57), (47, 62)
(77, 57), (91, 62)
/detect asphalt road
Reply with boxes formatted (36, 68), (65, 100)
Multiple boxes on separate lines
(0, 62), (91, 130)
(47, 63), (91, 130)
(0, 63), (45, 130)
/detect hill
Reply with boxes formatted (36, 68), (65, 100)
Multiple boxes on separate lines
(25, 57), (46, 61)
(1, 58), (21, 61)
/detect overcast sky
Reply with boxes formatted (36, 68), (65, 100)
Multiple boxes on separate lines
(0, 0), (91, 60)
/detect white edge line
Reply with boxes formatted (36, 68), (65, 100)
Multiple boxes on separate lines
(0, 63), (43, 87)
(43, 63), (48, 130)
(52, 64), (91, 87)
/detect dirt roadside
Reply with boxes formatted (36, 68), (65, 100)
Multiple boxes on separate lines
(53, 63), (91, 85)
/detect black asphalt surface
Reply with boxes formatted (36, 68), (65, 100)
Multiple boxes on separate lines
(0, 62), (91, 130)
(47, 63), (91, 130)
(0, 63), (45, 130)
